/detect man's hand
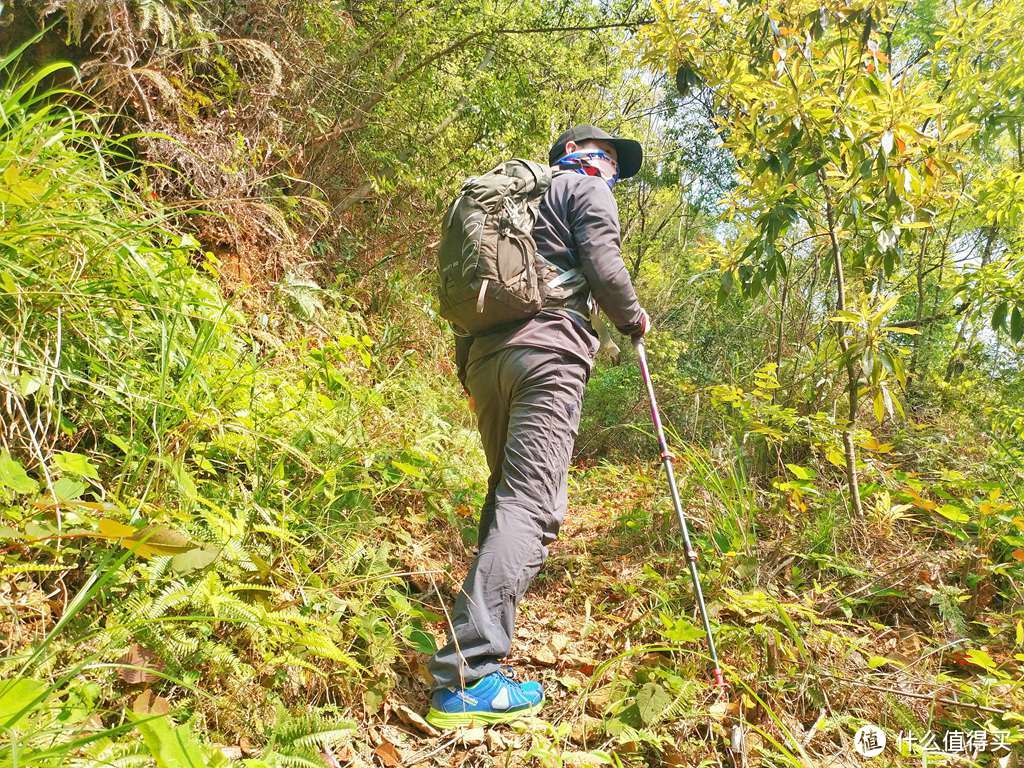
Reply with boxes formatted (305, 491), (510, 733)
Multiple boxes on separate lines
(631, 308), (651, 339)
(468, 394), (477, 414)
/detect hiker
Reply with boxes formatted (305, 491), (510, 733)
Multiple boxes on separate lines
(427, 125), (651, 728)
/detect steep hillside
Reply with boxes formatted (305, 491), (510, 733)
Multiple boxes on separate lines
(1, 2), (1022, 767)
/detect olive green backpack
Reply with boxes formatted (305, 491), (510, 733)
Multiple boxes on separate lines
(436, 159), (586, 336)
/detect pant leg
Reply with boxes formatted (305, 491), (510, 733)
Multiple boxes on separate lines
(428, 346), (588, 690)
(472, 357), (509, 550)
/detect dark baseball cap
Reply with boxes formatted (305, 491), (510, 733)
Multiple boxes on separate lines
(548, 124), (643, 179)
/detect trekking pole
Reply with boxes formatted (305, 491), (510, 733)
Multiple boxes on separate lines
(633, 336), (726, 690)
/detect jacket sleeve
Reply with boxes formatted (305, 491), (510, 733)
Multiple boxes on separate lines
(454, 333), (473, 394)
(568, 177), (645, 336)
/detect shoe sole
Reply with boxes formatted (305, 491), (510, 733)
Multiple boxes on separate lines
(425, 700), (543, 729)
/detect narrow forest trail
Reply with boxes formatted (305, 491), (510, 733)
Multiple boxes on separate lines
(351, 459), (1022, 768)
(365, 462), (742, 768)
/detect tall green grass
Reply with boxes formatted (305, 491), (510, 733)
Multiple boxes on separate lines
(0, 53), (481, 764)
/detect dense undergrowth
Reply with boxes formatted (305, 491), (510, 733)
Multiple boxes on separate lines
(0, 48), (484, 765)
(1, 1), (1024, 766)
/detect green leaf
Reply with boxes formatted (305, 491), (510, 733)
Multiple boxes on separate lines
(945, 122), (979, 143)
(873, 390), (885, 422)
(0, 450), (37, 494)
(52, 476), (86, 501)
(167, 461), (198, 501)
(17, 372), (41, 397)
(963, 648), (997, 672)
(992, 301), (1008, 331)
(936, 504), (969, 523)
(299, 634), (363, 671)
(882, 325), (920, 335)
(636, 682), (673, 725)
(53, 452), (100, 480)
(0, 270), (18, 294)
(105, 433), (134, 455)
(403, 626), (438, 655)
(829, 310), (862, 324)
(785, 464), (816, 480)
(170, 545), (221, 573)
(134, 713), (209, 768)
(0, 165), (49, 206)
(660, 613), (706, 643)
(0, 678), (48, 728)
(1010, 306), (1023, 343)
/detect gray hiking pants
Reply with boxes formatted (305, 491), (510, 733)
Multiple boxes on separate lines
(428, 345), (589, 690)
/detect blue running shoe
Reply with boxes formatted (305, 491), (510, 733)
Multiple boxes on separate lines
(426, 670), (544, 729)
(500, 666), (543, 704)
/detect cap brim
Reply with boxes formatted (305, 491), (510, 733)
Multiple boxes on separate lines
(608, 137), (642, 179)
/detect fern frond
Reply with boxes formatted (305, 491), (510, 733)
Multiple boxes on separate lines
(291, 726), (355, 749)
(267, 755), (325, 768)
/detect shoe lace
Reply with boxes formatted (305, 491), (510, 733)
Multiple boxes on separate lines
(495, 667), (525, 689)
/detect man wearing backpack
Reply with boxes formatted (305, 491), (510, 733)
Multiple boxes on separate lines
(427, 125), (650, 728)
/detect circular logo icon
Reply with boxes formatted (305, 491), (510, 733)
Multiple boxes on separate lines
(853, 723), (887, 758)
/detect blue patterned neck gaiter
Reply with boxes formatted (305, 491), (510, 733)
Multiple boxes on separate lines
(555, 150), (620, 189)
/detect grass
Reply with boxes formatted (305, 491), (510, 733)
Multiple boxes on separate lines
(0, 56), (482, 766)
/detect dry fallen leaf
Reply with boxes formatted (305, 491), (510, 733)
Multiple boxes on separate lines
(120, 643), (161, 685)
(585, 685), (613, 716)
(131, 689), (169, 715)
(393, 703), (439, 737)
(709, 700), (730, 721)
(217, 745), (243, 760)
(373, 739), (402, 767)
(532, 645), (557, 666)
(485, 730), (505, 751)
(550, 633), (570, 653)
(662, 746), (691, 768)
(570, 713), (603, 744)
(562, 751), (609, 767)
(459, 727), (486, 746)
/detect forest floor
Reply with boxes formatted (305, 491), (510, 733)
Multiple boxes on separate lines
(359, 462), (686, 768)
(332, 463), (1022, 768)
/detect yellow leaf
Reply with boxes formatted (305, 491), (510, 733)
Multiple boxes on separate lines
(391, 460), (424, 478)
(882, 325), (920, 335)
(963, 648), (997, 671)
(860, 436), (893, 453)
(945, 122), (979, 143)
(97, 518), (137, 539)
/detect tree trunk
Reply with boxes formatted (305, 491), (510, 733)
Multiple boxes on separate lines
(907, 231), (931, 392)
(823, 191), (864, 519)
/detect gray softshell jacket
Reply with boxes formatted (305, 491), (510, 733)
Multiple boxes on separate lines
(454, 172), (644, 391)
